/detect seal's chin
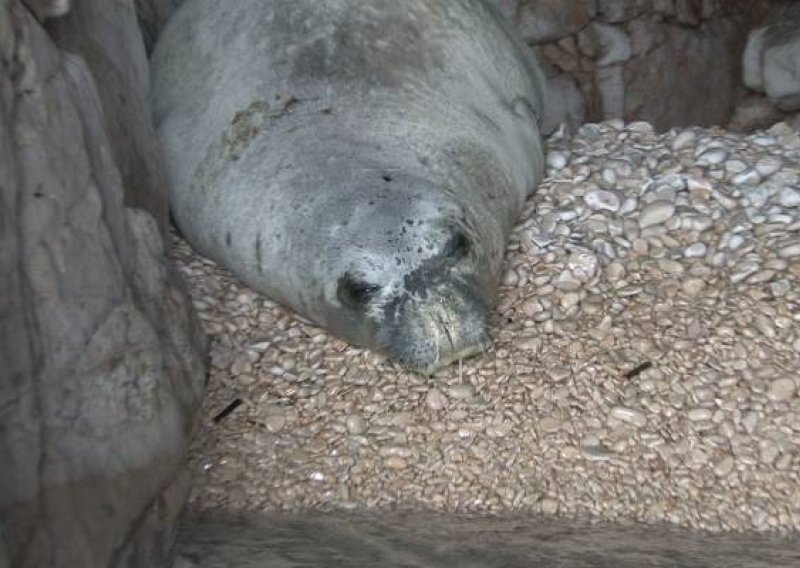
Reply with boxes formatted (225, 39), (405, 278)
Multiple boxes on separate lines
(376, 280), (492, 374)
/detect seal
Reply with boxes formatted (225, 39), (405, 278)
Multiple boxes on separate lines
(151, 0), (545, 373)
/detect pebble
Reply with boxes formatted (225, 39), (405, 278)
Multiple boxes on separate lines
(713, 456), (735, 477)
(697, 148), (728, 165)
(777, 187), (800, 207)
(681, 278), (706, 297)
(582, 445), (616, 461)
(260, 407), (286, 433)
(584, 189), (621, 212)
(385, 456), (408, 470)
(731, 169), (761, 186)
(755, 156), (782, 177)
(448, 384), (475, 400)
(688, 409), (712, 422)
(638, 202), (675, 228)
(346, 415), (365, 435)
(683, 243), (706, 258)
(177, 120), (800, 535)
(425, 388), (447, 411)
(768, 378), (795, 402)
(541, 498), (559, 514)
(777, 243), (800, 258)
(759, 441), (779, 465)
(610, 406), (647, 428)
(657, 259), (684, 274)
(539, 417), (562, 433)
(546, 151), (569, 170)
(672, 130), (695, 150)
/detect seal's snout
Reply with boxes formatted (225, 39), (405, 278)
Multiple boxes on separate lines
(379, 275), (491, 374)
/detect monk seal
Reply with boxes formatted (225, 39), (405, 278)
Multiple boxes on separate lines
(151, 0), (545, 373)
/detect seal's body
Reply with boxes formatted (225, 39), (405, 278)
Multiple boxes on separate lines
(151, 0), (545, 372)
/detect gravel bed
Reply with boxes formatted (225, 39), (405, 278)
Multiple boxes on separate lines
(173, 120), (800, 533)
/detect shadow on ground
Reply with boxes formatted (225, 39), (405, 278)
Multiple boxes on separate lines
(177, 510), (800, 567)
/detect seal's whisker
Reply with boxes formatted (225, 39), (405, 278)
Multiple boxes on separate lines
(430, 313), (441, 367)
(437, 312), (456, 350)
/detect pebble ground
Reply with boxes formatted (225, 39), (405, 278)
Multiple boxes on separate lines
(174, 120), (800, 533)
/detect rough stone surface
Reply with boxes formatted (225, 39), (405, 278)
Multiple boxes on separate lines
(743, 27), (767, 92)
(134, 0), (184, 53)
(47, 0), (171, 229)
(596, 0), (649, 24)
(0, 2), (206, 567)
(517, 0), (592, 44)
(621, 18), (744, 129)
(762, 14), (800, 112)
(741, 4), (800, 114)
(541, 72), (586, 135)
(728, 94), (786, 133)
(500, 0), (775, 133)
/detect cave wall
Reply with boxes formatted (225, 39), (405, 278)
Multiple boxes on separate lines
(0, 1), (205, 567)
(0, 1), (795, 567)
(495, 0), (779, 132)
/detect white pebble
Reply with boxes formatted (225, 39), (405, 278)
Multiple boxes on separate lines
(448, 384), (474, 400)
(384, 456), (408, 470)
(541, 498), (559, 514)
(619, 196), (638, 215)
(672, 130), (695, 150)
(346, 415), (365, 435)
(683, 243), (707, 258)
(777, 187), (800, 207)
(658, 259), (684, 274)
(688, 408), (712, 421)
(582, 445), (616, 461)
(546, 151), (569, 170)
(610, 406), (647, 428)
(777, 243), (800, 258)
(682, 278), (706, 297)
(731, 169), (761, 187)
(697, 148), (728, 165)
(726, 234), (745, 250)
(638, 202), (675, 228)
(425, 388), (447, 411)
(713, 456), (735, 477)
(754, 156), (782, 177)
(584, 189), (621, 212)
(768, 378), (796, 402)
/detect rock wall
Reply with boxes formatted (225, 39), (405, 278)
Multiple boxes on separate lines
(0, 1), (205, 567)
(495, 0), (776, 133)
(734, 2), (800, 132)
(134, 0), (184, 54)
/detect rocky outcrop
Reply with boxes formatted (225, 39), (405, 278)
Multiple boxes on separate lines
(732, 2), (800, 131)
(0, 1), (205, 567)
(496, 0), (775, 132)
(46, 0), (171, 228)
(743, 3), (800, 112)
(134, 0), (184, 54)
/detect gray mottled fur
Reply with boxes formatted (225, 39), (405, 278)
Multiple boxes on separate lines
(151, 0), (544, 370)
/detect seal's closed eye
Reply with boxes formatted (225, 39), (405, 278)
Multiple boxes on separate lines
(443, 231), (470, 259)
(338, 272), (381, 308)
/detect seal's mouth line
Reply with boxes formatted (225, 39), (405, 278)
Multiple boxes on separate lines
(396, 335), (492, 376)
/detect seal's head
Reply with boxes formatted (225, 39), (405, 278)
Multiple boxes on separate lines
(318, 174), (501, 374)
